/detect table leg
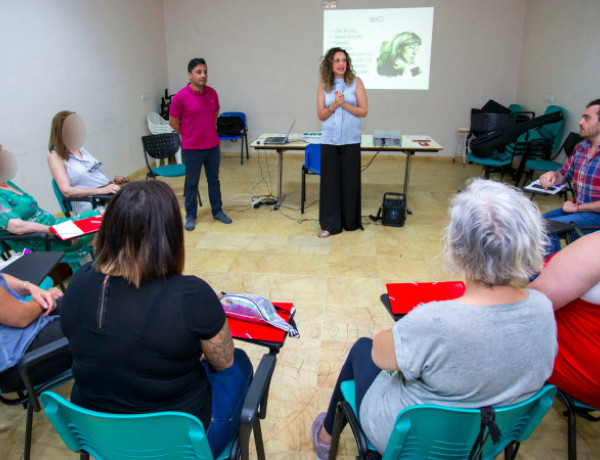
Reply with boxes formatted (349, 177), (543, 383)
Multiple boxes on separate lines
(402, 151), (413, 215)
(274, 149), (286, 210)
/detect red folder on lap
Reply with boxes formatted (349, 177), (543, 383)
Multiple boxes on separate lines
(49, 215), (103, 240)
(227, 302), (294, 344)
(386, 282), (465, 315)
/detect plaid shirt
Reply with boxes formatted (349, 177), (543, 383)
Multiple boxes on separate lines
(558, 140), (600, 204)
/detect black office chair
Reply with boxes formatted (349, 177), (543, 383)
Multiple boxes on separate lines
(141, 133), (202, 206)
(0, 337), (72, 460)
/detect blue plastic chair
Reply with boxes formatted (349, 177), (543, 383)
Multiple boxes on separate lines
(141, 133), (202, 207)
(218, 112), (249, 165)
(301, 143), (321, 214)
(329, 380), (557, 460)
(42, 352), (277, 460)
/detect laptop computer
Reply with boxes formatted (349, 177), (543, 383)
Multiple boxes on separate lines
(264, 119), (296, 145)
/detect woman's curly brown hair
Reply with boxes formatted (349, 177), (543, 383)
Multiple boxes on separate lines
(319, 47), (356, 93)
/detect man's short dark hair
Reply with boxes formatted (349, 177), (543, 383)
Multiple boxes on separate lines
(586, 99), (600, 120)
(188, 58), (207, 73)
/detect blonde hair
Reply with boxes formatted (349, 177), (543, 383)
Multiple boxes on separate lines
(48, 111), (75, 160)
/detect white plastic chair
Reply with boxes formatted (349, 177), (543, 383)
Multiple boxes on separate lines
(147, 113), (181, 164)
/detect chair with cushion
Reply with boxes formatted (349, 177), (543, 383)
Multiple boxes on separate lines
(301, 144), (321, 214)
(328, 380), (557, 460)
(0, 337), (72, 460)
(218, 112), (249, 165)
(42, 352), (277, 460)
(556, 389), (600, 460)
(51, 179), (111, 218)
(141, 133), (202, 206)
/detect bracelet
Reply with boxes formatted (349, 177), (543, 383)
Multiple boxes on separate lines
(327, 106), (333, 113)
(22, 280), (29, 294)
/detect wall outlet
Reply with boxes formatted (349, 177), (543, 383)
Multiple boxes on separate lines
(544, 94), (554, 103)
(140, 92), (149, 101)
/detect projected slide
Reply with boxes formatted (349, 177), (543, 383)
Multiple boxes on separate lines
(323, 8), (434, 90)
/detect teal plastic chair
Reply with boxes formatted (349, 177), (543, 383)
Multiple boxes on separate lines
(142, 133), (202, 206)
(218, 112), (249, 165)
(301, 143), (321, 214)
(329, 380), (557, 460)
(42, 352), (277, 460)
(51, 179), (111, 218)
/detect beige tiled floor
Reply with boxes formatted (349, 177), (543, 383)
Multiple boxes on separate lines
(1, 152), (599, 459)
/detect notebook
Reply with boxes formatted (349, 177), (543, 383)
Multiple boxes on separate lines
(264, 119), (296, 145)
(386, 281), (465, 315)
(49, 215), (103, 240)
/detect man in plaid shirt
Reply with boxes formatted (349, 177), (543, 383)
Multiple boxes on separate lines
(540, 99), (600, 255)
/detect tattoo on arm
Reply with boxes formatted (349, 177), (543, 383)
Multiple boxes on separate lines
(201, 322), (234, 370)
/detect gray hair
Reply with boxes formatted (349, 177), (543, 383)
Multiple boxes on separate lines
(443, 179), (547, 285)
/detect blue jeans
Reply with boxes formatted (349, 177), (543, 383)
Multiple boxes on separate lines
(323, 337), (382, 435)
(543, 207), (600, 256)
(183, 147), (223, 218)
(203, 348), (253, 457)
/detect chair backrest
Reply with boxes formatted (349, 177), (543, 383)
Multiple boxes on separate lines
(562, 132), (582, 158)
(142, 133), (181, 160)
(539, 105), (566, 153)
(147, 112), (174, 135)
(220, 111), (247, 128)
(51, 179), (73, 216)
(508, 104), (522, 114)
(304, 144), (321, 175)
(41, 391), (214, 459)
(382, 384), (557, 460)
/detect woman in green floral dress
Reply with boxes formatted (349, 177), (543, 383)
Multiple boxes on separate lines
(0, 180), (97, 258)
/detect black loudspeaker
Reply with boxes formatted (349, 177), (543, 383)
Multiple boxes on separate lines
(382, 192), (406, 227)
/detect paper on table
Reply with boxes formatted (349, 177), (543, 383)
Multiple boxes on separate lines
(524, 179), (567, 195)
(51, 220), (84, 239)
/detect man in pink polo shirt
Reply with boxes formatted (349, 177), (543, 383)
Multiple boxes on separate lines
(169, 58), (231, 230)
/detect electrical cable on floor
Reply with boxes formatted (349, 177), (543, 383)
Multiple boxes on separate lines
(361, 149), (383, 172)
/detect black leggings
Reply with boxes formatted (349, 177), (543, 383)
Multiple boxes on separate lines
(0, 320), (71, 393)
(323, 337), (382, 435)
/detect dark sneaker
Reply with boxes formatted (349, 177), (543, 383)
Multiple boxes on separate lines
(213, 211), (232, 224)
(184, 216), (196, 231)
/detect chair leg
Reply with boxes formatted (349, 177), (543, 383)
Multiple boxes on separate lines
(240, 138), (244, 165)
(301, 167), (306, 214)
(504, 441), (520, 460)
(245, 133), (249, 160)
(23, 402), (34, 460)
(329, 403), (346, 459)
(80, 451), (90, 459)
(253, 419), (266, 460)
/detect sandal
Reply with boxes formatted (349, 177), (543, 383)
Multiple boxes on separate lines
(318, 230), (330, 238)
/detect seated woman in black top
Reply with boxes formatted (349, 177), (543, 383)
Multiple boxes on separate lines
(60, 180), (253, 456)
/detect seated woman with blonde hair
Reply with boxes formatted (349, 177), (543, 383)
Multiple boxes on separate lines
(60, 180), (252, 456)
(312, 179), (558, 458)
(47, 111), (127, 214)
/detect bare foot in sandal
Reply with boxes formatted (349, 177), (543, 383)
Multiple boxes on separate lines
(318, 230), (330, 238)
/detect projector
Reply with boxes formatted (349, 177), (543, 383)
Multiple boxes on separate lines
(373, 130), (402, 147)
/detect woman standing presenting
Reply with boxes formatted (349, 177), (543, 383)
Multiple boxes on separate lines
(317, 47), (368, 238)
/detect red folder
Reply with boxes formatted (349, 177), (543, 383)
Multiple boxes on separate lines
(227, 302), (294, 344)
(386, 281), (465, 315)
(49, 215), (103, 240)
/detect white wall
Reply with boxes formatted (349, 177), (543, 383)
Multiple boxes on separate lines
(517, 0), (600, 157)
(163, 0), (527, 156)
(0, 1), (168, 213)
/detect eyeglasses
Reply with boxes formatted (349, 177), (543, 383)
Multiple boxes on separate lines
(88, 162), (102, 173)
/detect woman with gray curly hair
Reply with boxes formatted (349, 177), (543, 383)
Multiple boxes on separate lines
(311, 179), (558, 458)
